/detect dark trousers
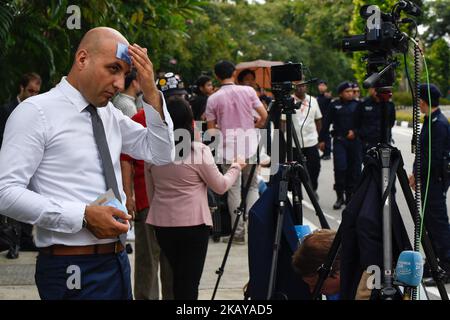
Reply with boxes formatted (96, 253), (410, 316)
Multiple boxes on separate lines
(294, 146), (321, 191)
(35, 250), (132, 300)
(154, 225), (210, 300)
(333, 138), (362, 194)
(423, 178), (450, 267)
(134, 209), (173, 300)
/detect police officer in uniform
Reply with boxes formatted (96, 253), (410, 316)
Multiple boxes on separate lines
(409, 84), (450, 282)
(319, 81), (362, 209)
(319, 81), (361, 209)
(352, 82), (361, 102)
(354, 87), (396, 155)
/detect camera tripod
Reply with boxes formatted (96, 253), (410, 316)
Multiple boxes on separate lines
(266, 91), (330, 299)
(312, 99), (449, 301)
(211, 89), (330, 300)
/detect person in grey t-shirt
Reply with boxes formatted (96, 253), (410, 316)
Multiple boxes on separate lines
(112, 68), (141, 117)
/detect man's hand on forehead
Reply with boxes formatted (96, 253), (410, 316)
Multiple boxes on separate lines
(127, 43), (162, 111)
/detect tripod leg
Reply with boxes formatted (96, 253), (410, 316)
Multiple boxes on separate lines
(397, 164), (449, 300)
(211, 207), (244, 300)
(297, 164), (330, 229)
(291, 177), (303, 225)
(267, 202), (286, 300)
(212, 163), (258, 300)
(267, 166), (289, 300)
(379, 148), (396, 299)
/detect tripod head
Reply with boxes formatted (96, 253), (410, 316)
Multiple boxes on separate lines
(270, 63), (303, 118)
(270, 71), (319, 163)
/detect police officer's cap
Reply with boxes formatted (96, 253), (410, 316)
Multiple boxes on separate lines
(156, 72), (188, 97)
(318, 79), (327, 85)
(419, 83), (441, 107)
(337, 81), (353, 94)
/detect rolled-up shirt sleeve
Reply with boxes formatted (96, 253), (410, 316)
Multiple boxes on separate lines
(0, 102), (85, 233)
(204, 98), (216, 122)
(120, 92), (175, 165)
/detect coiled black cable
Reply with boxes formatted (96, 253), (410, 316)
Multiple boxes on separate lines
(412, 41), (422, 300)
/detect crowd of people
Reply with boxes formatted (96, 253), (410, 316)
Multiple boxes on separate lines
(0, 27), (449, 300)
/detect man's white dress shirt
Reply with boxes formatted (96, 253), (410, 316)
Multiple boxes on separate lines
(0, 77), (174, 247)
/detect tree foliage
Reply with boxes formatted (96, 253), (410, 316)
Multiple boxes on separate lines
(0, 0), (204, 102)
(422, 0), (450, 45)
(0, 0), (447, 102)
(426, 38), (450, 96)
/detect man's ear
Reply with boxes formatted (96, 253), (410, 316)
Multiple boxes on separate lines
(75, 49), (89, 70)
(132, 79), (140, 89)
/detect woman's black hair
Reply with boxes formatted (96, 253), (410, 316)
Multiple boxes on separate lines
(195, 75), (212, 91)
(166, 96), (194, 157)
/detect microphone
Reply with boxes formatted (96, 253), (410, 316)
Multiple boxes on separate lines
(394, 251), (424, 287)
(363, 72), (381, 89)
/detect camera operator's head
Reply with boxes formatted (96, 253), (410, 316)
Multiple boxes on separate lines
(369, 87), (383, 102)
(419, 83), (441, 114)
(292, 229), (340, 295)
(294, 82), (307, 100)
(214, 60), (236, 83)
(337, 81), (354, 102)
(369, 87), (393, 103)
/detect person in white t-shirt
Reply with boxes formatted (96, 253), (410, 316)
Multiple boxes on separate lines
(283, 82), (322, 196)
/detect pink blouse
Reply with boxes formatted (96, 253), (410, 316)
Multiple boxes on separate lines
(145, 142), (241, 227)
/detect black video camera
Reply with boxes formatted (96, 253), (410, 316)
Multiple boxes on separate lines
(271, 63), (303, 93)
(270, 63), (303, 111)
(342, 1), (421, 88)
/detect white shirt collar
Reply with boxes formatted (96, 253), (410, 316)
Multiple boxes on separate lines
(56, 76), (92, 113)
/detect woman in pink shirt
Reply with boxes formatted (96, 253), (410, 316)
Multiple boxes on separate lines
(145, 97), (244, 300)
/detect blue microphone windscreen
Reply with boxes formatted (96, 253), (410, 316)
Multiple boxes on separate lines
(395, 251), (424, 287)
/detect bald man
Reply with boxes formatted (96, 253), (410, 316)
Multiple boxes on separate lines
(0, 27), (175, 300)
